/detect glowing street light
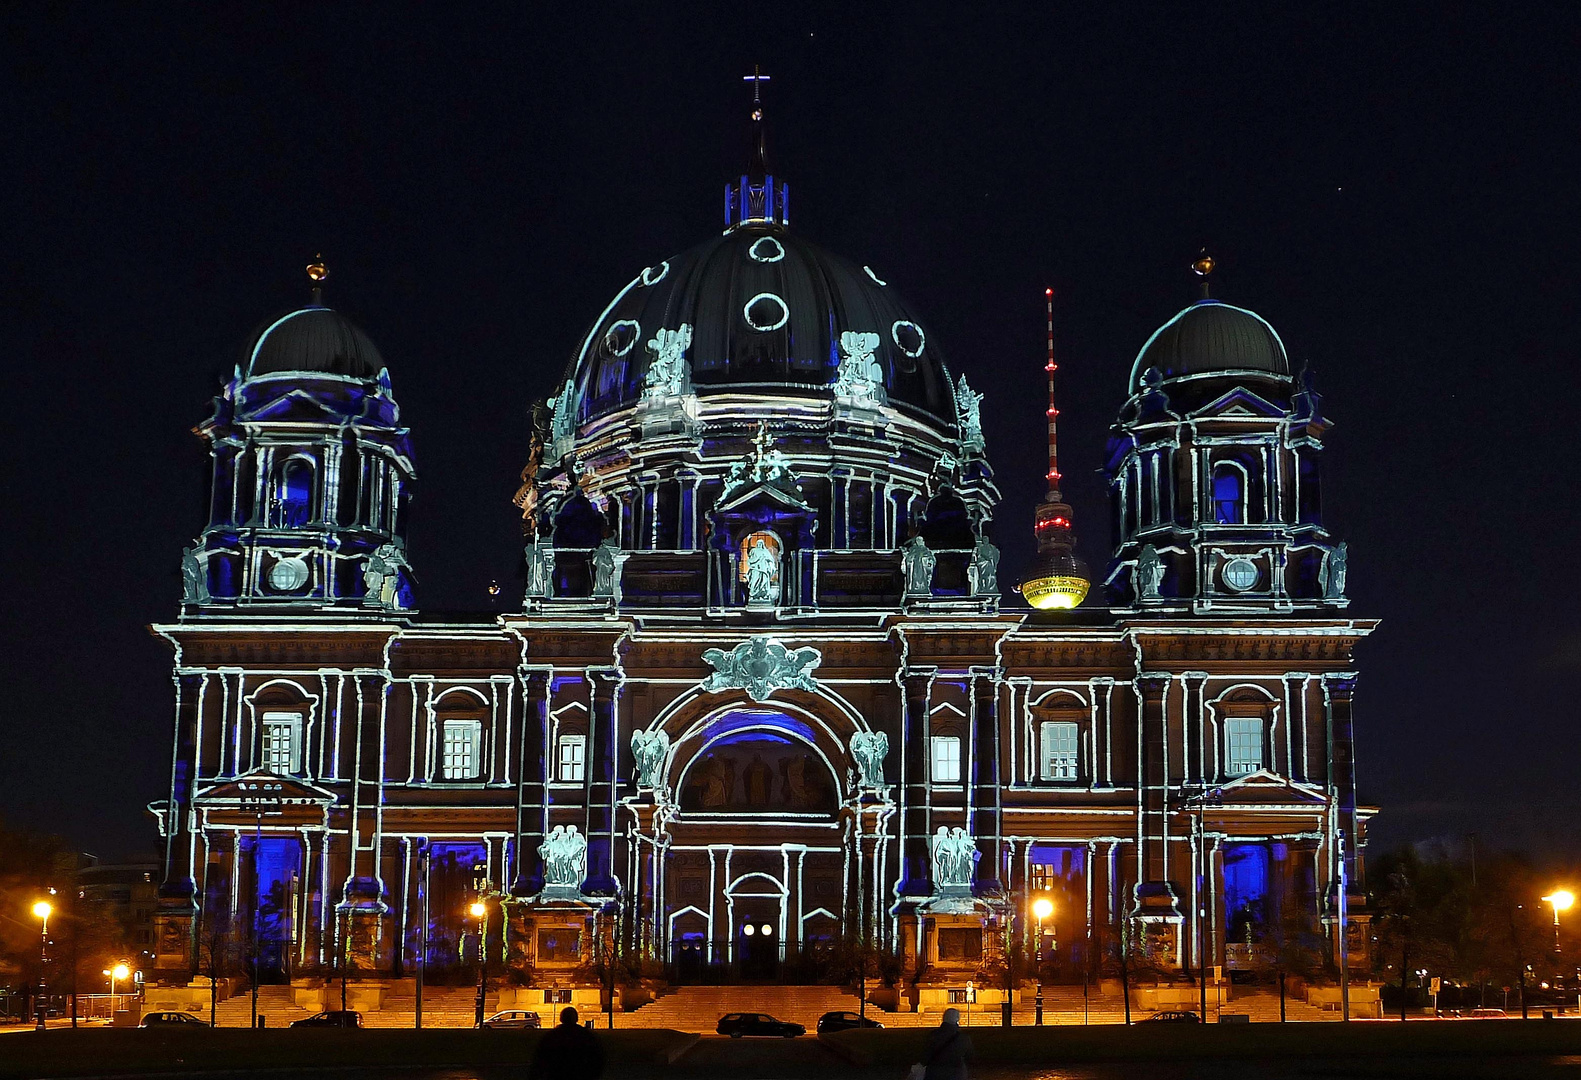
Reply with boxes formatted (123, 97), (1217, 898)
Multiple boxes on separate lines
(470, 899), (488, 1028)
(105, 962), (131, 1010)
(1032, 896), (1053, 1026)
(32, 900), (52, 1031)
(1543, 890), (1574, 956)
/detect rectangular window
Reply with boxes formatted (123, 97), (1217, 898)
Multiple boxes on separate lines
(442, 719), (482, 780)
(1225, 716), (1264, 777)
(931, 735), (961, 784)
(260, 711), (301, 774)
(557, 734), (586, 783)
(1029, 861), (1058, 895)
(1039, 721), (1080, 782)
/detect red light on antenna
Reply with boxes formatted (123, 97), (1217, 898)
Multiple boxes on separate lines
(1045, 288), (1054, 297)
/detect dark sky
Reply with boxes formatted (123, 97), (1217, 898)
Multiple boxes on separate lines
(5, 4), (1577, 862)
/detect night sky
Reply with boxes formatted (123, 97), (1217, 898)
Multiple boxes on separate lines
(6, 5), (1577, 862)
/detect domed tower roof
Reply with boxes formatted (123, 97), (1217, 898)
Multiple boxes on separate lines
(244, 305), (385, 380)
(1129, 298), (1289, 391)
(567, 224), (955, 428)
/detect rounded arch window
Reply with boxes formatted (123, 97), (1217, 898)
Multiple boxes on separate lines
(274, 458), (314, 528)
(678, 712), (837, 814)
(1212, 462), (1248, 524)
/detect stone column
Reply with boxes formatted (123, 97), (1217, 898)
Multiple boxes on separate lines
(897, 666), (936, 899)
(155, 671), (205, 979)
(513, 669), (552, 895)
(582, 667), (623, 897)
(1322, 673), (1361, 886)
(1136, 673), (1172, 887)
(969, 667), (1002, 894)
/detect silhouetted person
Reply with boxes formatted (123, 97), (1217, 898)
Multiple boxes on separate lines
(528, 1006), (605, 1080)
(921, 1007), (973, 1080)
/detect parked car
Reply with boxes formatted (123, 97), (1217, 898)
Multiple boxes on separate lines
(717, 1012), (805, 1038)
(1140, 1010), (1201, 1024)
(1469, 1008), (1510, 1019)
(139, 1012), (208, 1028)
(290, 1010), (364, 1028)
(816, 1010), (884, 1033)
(480, 1010), (542, 1029)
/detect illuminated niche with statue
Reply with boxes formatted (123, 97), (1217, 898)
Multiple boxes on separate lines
(148, 83), (1376, 1020)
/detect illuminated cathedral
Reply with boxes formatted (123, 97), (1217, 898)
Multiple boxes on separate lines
(150, 86), (1374, 1010)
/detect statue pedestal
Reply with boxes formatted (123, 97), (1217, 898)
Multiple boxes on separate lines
(635, 394), (700, 439)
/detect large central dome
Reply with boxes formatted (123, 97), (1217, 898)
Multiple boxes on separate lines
(567, 222), (956, 427)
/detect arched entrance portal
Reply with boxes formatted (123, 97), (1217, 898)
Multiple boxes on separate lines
(728, 873), (786, 980)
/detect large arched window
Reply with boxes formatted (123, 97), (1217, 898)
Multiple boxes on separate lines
(1212, 463), (1247, 525)
(274, 458), (314, 528)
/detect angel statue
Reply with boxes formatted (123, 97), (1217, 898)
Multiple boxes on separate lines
(631, 729), (670, 790)
(849, 730), (888, 789)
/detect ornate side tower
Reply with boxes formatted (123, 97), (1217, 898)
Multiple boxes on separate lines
(1105, 256), (1346, 612)
(183, 261), (416, 613)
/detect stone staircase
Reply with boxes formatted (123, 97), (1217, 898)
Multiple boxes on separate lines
(621, 984), (866, 1031)
(1220, 989), (1337, 1023)
(368, 985), (499, 1028)
(213, 985), (312, 1028)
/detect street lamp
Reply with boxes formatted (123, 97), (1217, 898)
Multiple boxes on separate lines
(469, 900), (488, 1028)
(1542, 890), (1574, 956)
(106, 962), (131, 1016)
(1032, 897), (1053, 1027)
(32, 901), (52, 1031)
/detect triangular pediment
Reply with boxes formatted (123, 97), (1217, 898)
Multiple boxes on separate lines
(715, 482), (812, 515)
(1215, 770), (1327, 805)
(1189, 386), (1285, 420)
(238, 387), (349, 424)
(196, 771), (337, 806)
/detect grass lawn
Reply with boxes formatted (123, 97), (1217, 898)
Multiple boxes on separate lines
(0, 1027), (696, 1079)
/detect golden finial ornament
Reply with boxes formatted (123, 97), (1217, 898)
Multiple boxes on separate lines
(306, 255), (328, 284)
(1192, 251), (1215, 278)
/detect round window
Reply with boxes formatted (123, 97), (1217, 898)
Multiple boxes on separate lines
(743, 292), (789, 332)
(640, 261), (669, 286)
(1223, 558), (1259, 592)
(269, 557), (309, 592)
(891, 320), (926, 358)
(748, 236), (786, 263)
(601, 320), (640, 357)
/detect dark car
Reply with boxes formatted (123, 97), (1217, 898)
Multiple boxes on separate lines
(480, 1010), (542, 1029)
(139, 1011), (208, 1027)
(816, 1010), (884, 1034)
(717, 1012), (805, 1038)
(290, 1010), (364, 1028)
(1140, 1010), (1201, 1024)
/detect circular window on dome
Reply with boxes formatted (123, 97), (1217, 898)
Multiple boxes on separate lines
(864, 265), (887, 286)
(601, 320), (641, 358)
(743, 292), (789, 332)
(891, 320), (926, 358)
(640, 261), (669, 286)
(748, 236), (786, 263)
(268, 556), (310, 592)
(1222, 557), (1259, 592)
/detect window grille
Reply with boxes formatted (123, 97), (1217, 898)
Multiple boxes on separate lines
(1225, 716), (1264, 776)
(931, 736), (961, 783)
(260, 711), (300, 774)
(557, 734), (586, 783)
(1039, 721), (1079, 781)
(442, 719), (482, 780)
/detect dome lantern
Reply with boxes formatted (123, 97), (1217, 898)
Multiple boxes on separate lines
(726, 66), (789, 229)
